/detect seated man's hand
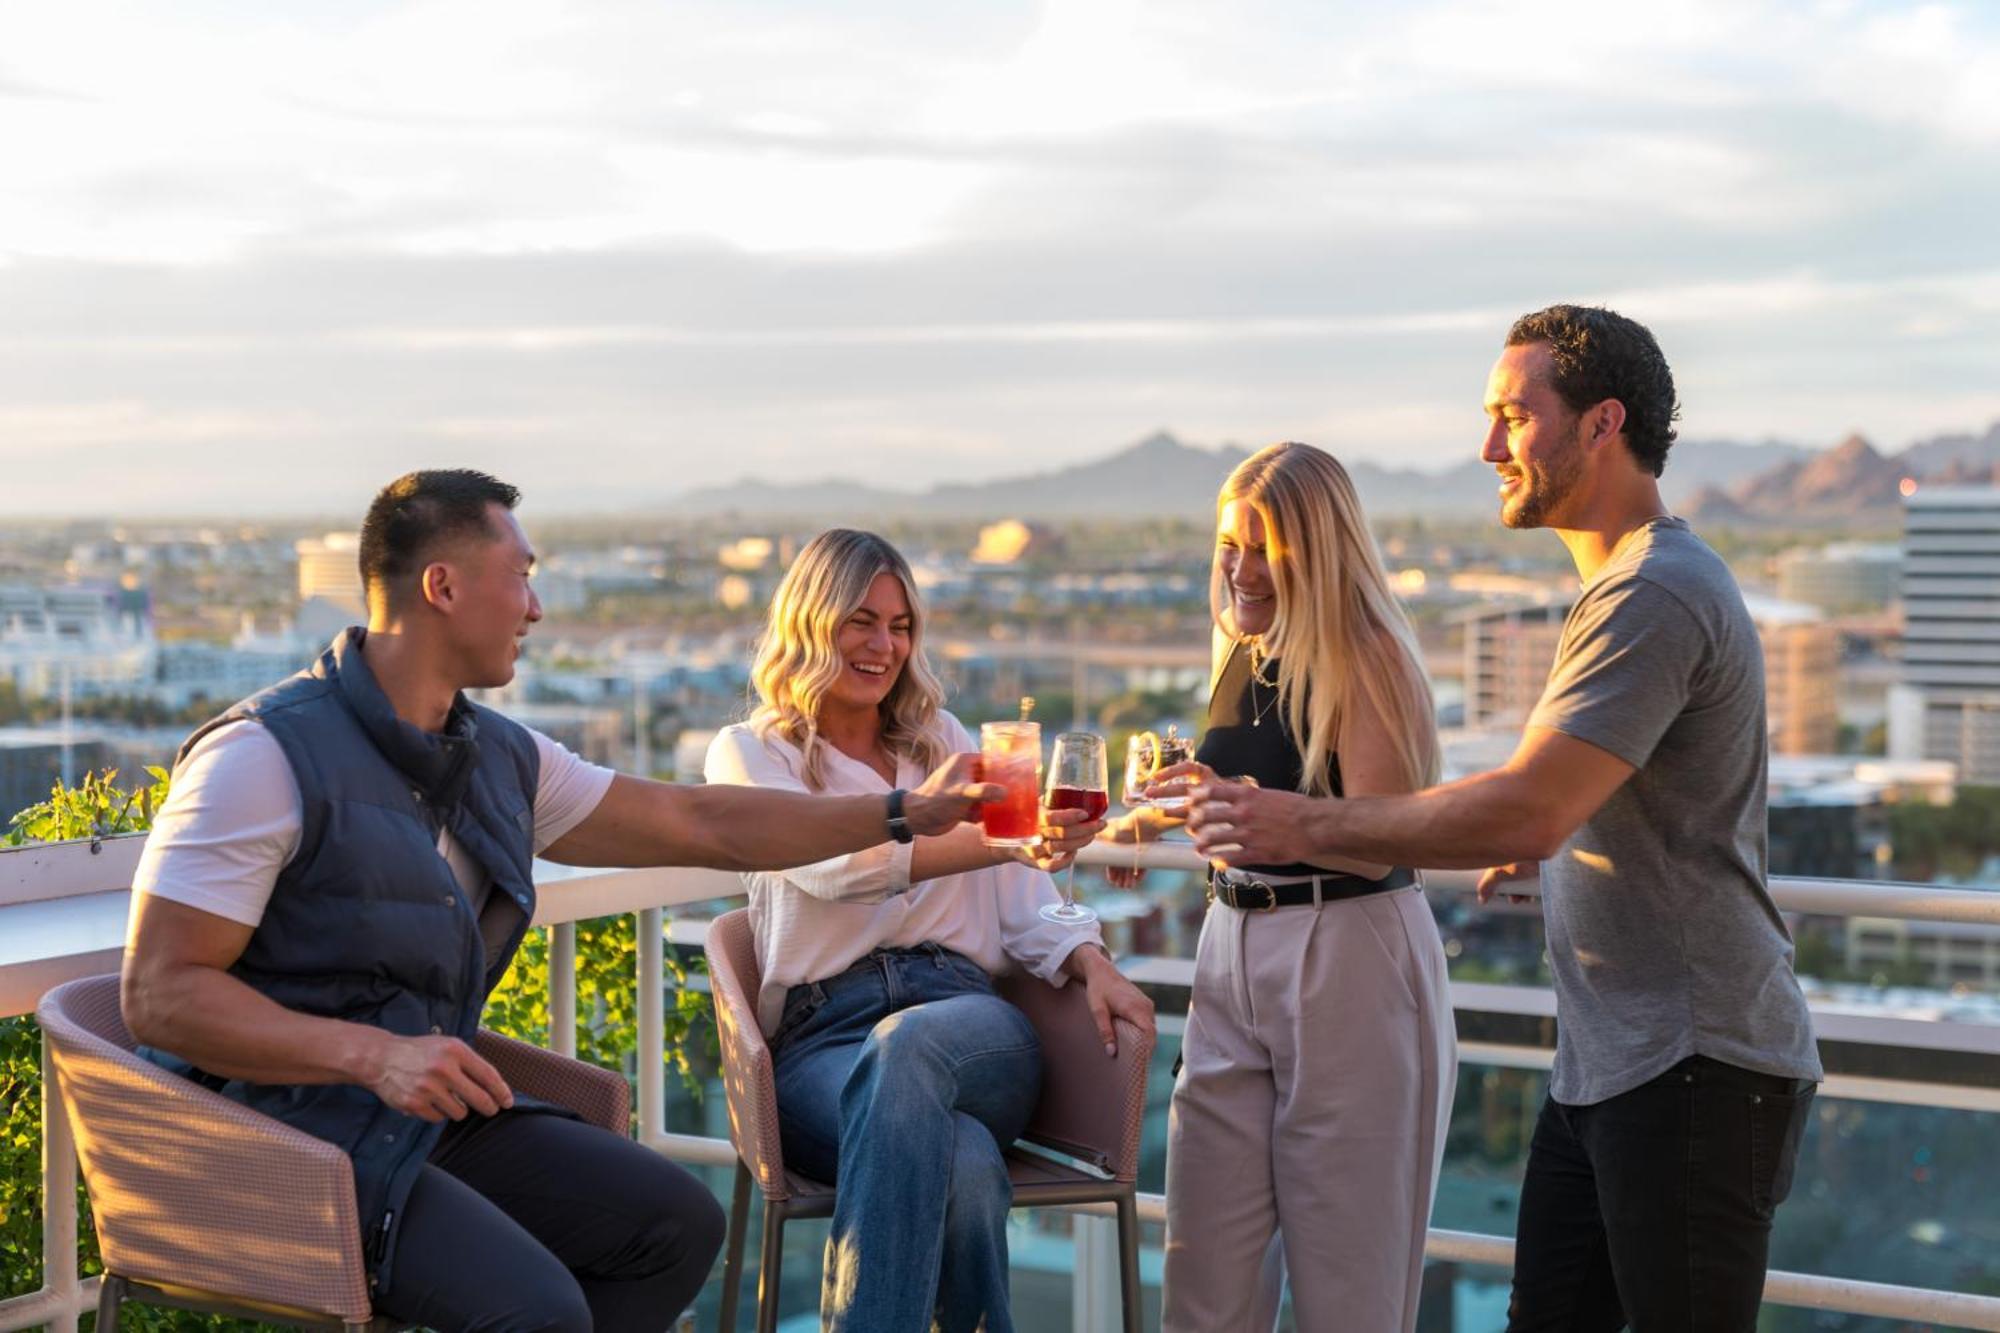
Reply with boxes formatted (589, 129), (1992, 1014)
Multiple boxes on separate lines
(1007, 805), (1105, 873)
(1070, 945), (1155, 1058)
(365, 1034), (515, 1123)
(907, 753), (1001, 835)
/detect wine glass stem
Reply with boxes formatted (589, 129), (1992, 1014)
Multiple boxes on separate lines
(1063, 863), (1077, 908)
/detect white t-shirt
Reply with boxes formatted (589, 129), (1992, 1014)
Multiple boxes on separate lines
(133, 720), (615, 938)
(703, 711), (1101, 1035)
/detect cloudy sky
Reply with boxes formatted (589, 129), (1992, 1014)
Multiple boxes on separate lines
(3, 0), (1998, 516)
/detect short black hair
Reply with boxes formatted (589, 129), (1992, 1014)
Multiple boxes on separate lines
(1506, 305), (1681, 477)
(357, 469), (521, 598)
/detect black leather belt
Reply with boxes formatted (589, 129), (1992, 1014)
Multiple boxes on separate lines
(1207, 865), (1417, 910)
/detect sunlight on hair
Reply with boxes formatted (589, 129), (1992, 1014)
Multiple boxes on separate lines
(1211, 443), (1442, 796)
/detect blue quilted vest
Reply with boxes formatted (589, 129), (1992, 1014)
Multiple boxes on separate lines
(149, 628), (542, 1290)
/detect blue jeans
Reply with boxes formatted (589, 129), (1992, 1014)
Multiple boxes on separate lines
(771, 944), (1043, 1333)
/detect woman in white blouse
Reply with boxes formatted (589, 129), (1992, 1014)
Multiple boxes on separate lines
(704, 528), (1154, 1333)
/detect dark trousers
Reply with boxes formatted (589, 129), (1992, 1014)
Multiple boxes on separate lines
(374, 1110), (727, 1333)
(1507, 1055), (1815, 1333)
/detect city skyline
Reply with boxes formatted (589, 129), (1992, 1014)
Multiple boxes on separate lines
(6, 0), (2000, 516)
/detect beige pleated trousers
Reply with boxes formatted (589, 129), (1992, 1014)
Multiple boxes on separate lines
(1162, 886), (1457, 1333)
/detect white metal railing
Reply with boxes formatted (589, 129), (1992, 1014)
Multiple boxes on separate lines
(4, 836), (2000, 1331)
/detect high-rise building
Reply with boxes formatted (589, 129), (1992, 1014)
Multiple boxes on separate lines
(1888, 486), (2000, 784)
(1777, 541), (1902, 613)
(294, 533), (364, 616)
(1458, 600), (1568, 728)
(1462, 593), (1840, 756)
(1746, 595), (1841, 756)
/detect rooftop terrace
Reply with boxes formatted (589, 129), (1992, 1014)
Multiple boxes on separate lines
(4, 836), (1997, 1331)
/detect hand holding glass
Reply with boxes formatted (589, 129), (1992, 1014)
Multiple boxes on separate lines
(1040, 731), (1107, 926)
(1123, 729), (1196, 812)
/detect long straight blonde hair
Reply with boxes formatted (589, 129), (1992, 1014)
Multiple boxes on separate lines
(1210, 442), (1441, 796)
(749, 529), (948, 791)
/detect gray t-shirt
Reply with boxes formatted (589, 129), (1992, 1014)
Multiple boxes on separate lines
(1528, 516), (1821, 1105)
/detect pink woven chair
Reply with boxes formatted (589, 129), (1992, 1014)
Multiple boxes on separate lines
(37, 973), (631, 1332)
(705, 908), (1153, 1333)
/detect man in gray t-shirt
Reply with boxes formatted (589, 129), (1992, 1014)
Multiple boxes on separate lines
(1531, 515), (1819, 1104)
(1187, 305), (1820, 1331)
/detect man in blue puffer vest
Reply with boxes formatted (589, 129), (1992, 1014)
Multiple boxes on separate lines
(121, 470), (1012, 1333)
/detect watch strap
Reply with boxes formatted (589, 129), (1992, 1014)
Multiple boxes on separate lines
(885, 788), (915, 843)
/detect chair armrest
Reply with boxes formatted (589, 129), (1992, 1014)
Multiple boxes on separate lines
(42, 1025), (373, 1323)
(474, 1030), (631, 1136)
(999, 973), (1156, 1182)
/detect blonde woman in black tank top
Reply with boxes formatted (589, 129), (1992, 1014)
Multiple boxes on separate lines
(1108, 442), (1456, 1332)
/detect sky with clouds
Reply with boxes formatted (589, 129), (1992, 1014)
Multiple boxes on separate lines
(3, 0), (1998, 516)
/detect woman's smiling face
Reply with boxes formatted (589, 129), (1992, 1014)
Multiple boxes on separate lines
(1217, 499), (1277, 637)
(826, 571), (913, 711)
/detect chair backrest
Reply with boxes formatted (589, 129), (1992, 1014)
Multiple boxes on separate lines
(38, 972), (135, 1051)
(704, 909), (793, 1200)
(998, 971), (1155, 1182)
(704, 909), (1154, 1189)
(37, 973), (374, 1322)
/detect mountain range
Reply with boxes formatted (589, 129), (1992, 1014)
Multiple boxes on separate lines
(669, 421), (2000, 525)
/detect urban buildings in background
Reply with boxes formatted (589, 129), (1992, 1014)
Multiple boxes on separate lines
(1778, 541), (1903, 614)
(1889, 487), (2000, 786)
(1455, 592), (1841, 757)
(0, 493), (1985, 889)
(1457, 600), (1567, 731)
(293, 532), (364, 617)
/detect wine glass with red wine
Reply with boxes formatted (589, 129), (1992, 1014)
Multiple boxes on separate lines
(1041, 732), (1108, 926)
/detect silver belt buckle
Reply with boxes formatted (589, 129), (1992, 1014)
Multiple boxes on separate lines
(1222, 870), (1277, 911)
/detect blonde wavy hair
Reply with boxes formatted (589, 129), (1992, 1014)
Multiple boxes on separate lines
(1210, 442), (1441, 796)
(749, 529), (949, 791)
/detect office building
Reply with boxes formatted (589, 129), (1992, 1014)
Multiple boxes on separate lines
(1888, 487), (2000, 784)
(294, 533), (365, 617)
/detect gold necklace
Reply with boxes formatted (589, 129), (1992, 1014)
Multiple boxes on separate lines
(1245, 642), (1279, 727)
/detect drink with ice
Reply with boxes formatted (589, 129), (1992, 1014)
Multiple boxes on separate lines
(979, 721), (1042, 847)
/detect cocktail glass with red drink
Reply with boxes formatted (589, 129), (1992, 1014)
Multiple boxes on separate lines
(979, 721), (1043, 848)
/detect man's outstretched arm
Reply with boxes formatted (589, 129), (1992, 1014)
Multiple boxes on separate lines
(541, 752), (994, 870)
(1186, 726), (1636, 872)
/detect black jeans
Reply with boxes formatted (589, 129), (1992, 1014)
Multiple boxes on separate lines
(1507, 1055), (1815, 1332)
(374, 1109), (727, 1333)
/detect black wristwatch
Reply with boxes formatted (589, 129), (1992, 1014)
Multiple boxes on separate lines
(885, 788), (915, 843)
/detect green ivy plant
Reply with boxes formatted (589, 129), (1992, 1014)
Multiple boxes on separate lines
(485, 916), (715, 1107)
(3, 769), (714, 1328)
(3, 766), (170, 847)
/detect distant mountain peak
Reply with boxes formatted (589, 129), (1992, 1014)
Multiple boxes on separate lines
(663, 419), (2000, 524)
(1110, 430), (1207, 463)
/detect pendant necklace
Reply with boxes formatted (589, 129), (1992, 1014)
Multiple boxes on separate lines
(1246, 642), (1279, 728)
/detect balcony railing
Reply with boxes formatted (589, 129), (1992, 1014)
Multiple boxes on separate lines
(4, 834), (1999, 1331)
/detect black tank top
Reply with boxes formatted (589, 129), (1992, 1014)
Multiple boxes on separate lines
(1194, 639), (1405, 885)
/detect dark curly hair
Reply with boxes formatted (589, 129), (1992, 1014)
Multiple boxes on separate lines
(358, 469), (521, 602)
(1506, 305), (1681, 477)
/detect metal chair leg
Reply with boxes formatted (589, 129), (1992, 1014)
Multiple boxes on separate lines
(96, 1274), (126, 1331)
(719, 1161), (752, 1332)
(755, 1198), (786, 1333)
(1116, 1191), (1142, 1333)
